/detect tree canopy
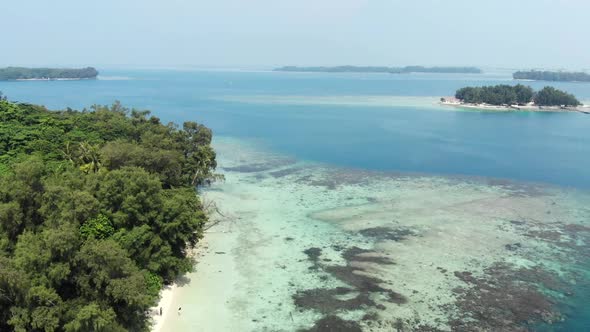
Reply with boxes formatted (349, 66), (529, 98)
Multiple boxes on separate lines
(0, 99), (220, 331)
(533, 86), (581, 106)
(455, 84), (534, 105)
(454, 84), (580, 107)
(0, 67), (98, 80)
(513, 70), (590, 82)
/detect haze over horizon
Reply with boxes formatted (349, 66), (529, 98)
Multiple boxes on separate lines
(1, 0), (589, 69)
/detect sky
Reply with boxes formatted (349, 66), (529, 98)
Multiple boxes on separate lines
(1, 0), (589, 69)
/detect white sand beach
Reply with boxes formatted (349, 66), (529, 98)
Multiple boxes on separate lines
(150, 284), (177, 332)
(440, 100), (590, 113)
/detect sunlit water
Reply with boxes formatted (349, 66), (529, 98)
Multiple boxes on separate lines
(1, 69), (590, 331)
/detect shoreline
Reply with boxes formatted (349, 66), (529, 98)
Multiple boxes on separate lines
(149, 238), (206, 332)
(440, 100), (590, 113)
(150, 284), (177, 332)
(150, 226), (231, 332)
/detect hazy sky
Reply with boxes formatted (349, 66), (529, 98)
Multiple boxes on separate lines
(1, 0), (589, 69)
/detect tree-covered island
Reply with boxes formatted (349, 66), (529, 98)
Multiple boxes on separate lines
(442, 85), (582, 110)
(513, 70), (590, 82)
(0, 97), (220, 331)
(0, 67), (98, 80)
(275, 65), (482, 74)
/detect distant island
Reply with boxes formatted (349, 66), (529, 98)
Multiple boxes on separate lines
(0, 66), (98, 80)
(441, 84), (587, 112)
(513, 70), (590, 82)
(275, 65), (482, 74)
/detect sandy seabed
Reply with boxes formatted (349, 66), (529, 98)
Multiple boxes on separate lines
(155, 137), (590, 332)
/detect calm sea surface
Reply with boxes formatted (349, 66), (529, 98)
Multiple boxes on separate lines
(1, 69), (589, 188)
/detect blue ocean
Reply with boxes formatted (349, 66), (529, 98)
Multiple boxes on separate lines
(1, 69), (589, 188)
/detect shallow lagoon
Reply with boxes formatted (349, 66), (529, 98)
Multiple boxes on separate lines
(161, 137), (590, 331)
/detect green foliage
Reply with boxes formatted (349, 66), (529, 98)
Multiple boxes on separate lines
(514, 70), (590, 82)
(144, 272), (163, 299)
(456, 84), (525, 105)
(80, 215), (114, 240)
(513, 84), (535, 105)
(0, 100), (219, 331)
(534, 86), (581, 106)
(63, 303), (121, 332)
(455, 84), (579, 107)
(77, 142), (102, 174)
(0, 67), (98, 80)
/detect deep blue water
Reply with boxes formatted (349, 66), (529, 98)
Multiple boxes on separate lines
(0, 69), (589, 189)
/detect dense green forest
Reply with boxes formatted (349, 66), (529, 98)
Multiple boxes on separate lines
(0, 97), (220, 331)
(454, 85), (581, 106)
(533, 87), (582, 107)
(513, 70), (590, 82)
(0, 67), (98, 80)
(275, 65), (482, 74)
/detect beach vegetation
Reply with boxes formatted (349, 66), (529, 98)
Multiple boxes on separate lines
(0, 99), (219, 331)
(455, 84), (530, 105)
(455, 85), (580, 106)
(533, 86), (581, 106)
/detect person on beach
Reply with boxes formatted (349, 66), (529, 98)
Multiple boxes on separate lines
(160, 307), (162, 316)
(178, 307), (182, 315)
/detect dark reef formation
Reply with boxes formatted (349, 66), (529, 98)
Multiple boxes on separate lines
(295, 246), (405, 330)
(359, 226), (417, 242)
(450, 263), (567, 331)
(302, 315), (362, 332)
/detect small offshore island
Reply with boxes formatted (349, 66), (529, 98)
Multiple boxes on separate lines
(513, 70), (590, 82)
(275, 65), (482, 74)
(0, 67), (98, 80)
(441, 84), (589, 112)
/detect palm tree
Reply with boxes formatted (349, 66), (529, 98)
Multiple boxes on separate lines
(78, 142), (101, 173)
(61, 142), (76, 164)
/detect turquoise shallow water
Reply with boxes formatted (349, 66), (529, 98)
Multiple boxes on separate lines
(1, 69), (589, 330)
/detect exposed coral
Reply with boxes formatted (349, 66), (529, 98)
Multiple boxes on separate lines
(295, 246), (406, 329)
(359, 226), (417, 242)
(450, 263), (568, 331)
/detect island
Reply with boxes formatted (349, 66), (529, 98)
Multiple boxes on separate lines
(441, 84), (587, 112)
(0, 66), (99, 80)
(0, 98), (220, 331)
(275, 65), (482, 74)
(513, 70), (590, 82)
